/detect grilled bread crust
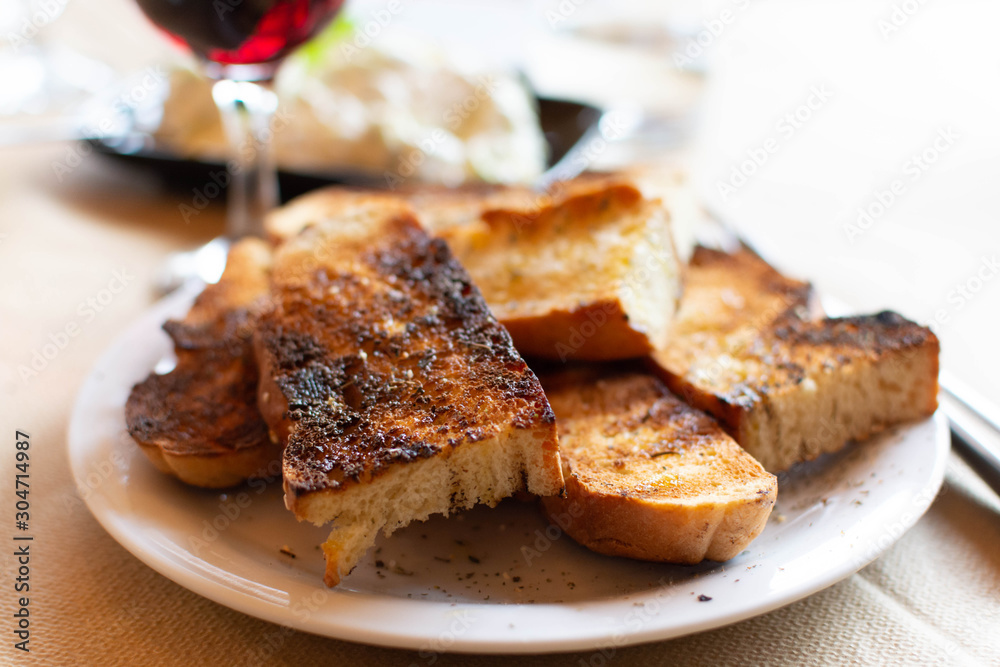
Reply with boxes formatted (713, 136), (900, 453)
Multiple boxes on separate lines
(125, 239), (280, 488)
(540, 365), (776, 563)
(649, 247), (940, 472)
(255, 206), (562, 586)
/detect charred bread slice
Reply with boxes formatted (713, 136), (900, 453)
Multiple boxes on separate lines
(540, 365), (776, 563)
(649, 247), (940, 472)
(125, 239), (280, 488)
(255, 204), (563, 586)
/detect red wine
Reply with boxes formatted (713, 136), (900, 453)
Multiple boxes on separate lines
(135, 0), (344, 65)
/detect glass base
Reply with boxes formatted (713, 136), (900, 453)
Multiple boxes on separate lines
(155, 236), (230, 294)
(203, 61), (280, 83)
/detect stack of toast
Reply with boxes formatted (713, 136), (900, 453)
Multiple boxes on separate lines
(126, 170), (939, 586)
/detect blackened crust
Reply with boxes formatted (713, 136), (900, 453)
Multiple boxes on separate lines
(257, 214), (555, 498)
(125, 310), (270, 457)
(774, 310), (939, 353)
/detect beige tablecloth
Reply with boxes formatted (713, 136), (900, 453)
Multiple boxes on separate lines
(3, 0), (1000, 664)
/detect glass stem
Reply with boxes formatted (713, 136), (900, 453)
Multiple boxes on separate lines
(211, 78), (280, 240)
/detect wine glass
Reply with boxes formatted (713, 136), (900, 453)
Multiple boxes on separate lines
(133, 0), (345, 287)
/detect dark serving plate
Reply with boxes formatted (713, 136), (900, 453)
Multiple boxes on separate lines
(90, 96), (602, 202)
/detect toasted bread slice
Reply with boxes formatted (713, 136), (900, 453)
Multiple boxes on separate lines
(125, 239), (280, 488)
(649, 247), (940, 472)
(255, 204), (563, 586)
(263, 188), (413, 245)
(556, 165), (700, 262)
(664, 246), (816, 337)
(262, 171), (693, 361)
(540, 365), (776, 563)
(436, 181), (683, 361)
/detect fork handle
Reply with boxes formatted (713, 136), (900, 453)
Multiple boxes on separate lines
(941, 390), (1000, 498)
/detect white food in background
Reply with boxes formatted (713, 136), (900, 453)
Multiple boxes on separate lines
(155, 31), (546, 185)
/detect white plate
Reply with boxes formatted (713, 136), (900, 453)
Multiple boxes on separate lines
(68, 283), (950, 654)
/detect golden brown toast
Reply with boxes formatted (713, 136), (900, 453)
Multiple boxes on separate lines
(436, 181), (683, 361)
(649, 246), (940, 472)
(664, 246), (816, 337)
(548, 165), (701, 262)
(263, 188), (414, 245)
(254, 204), (563, 586)
(125, 239), (281, 488)
(540, 365), (777, 564)
(264, 173), (690, 361)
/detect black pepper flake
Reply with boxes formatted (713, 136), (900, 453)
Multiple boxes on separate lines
(375, 559), (385, 568)
(279, 547), (296, 558)
(468, 555), (480, 564)
(698, 595), (712, 602)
